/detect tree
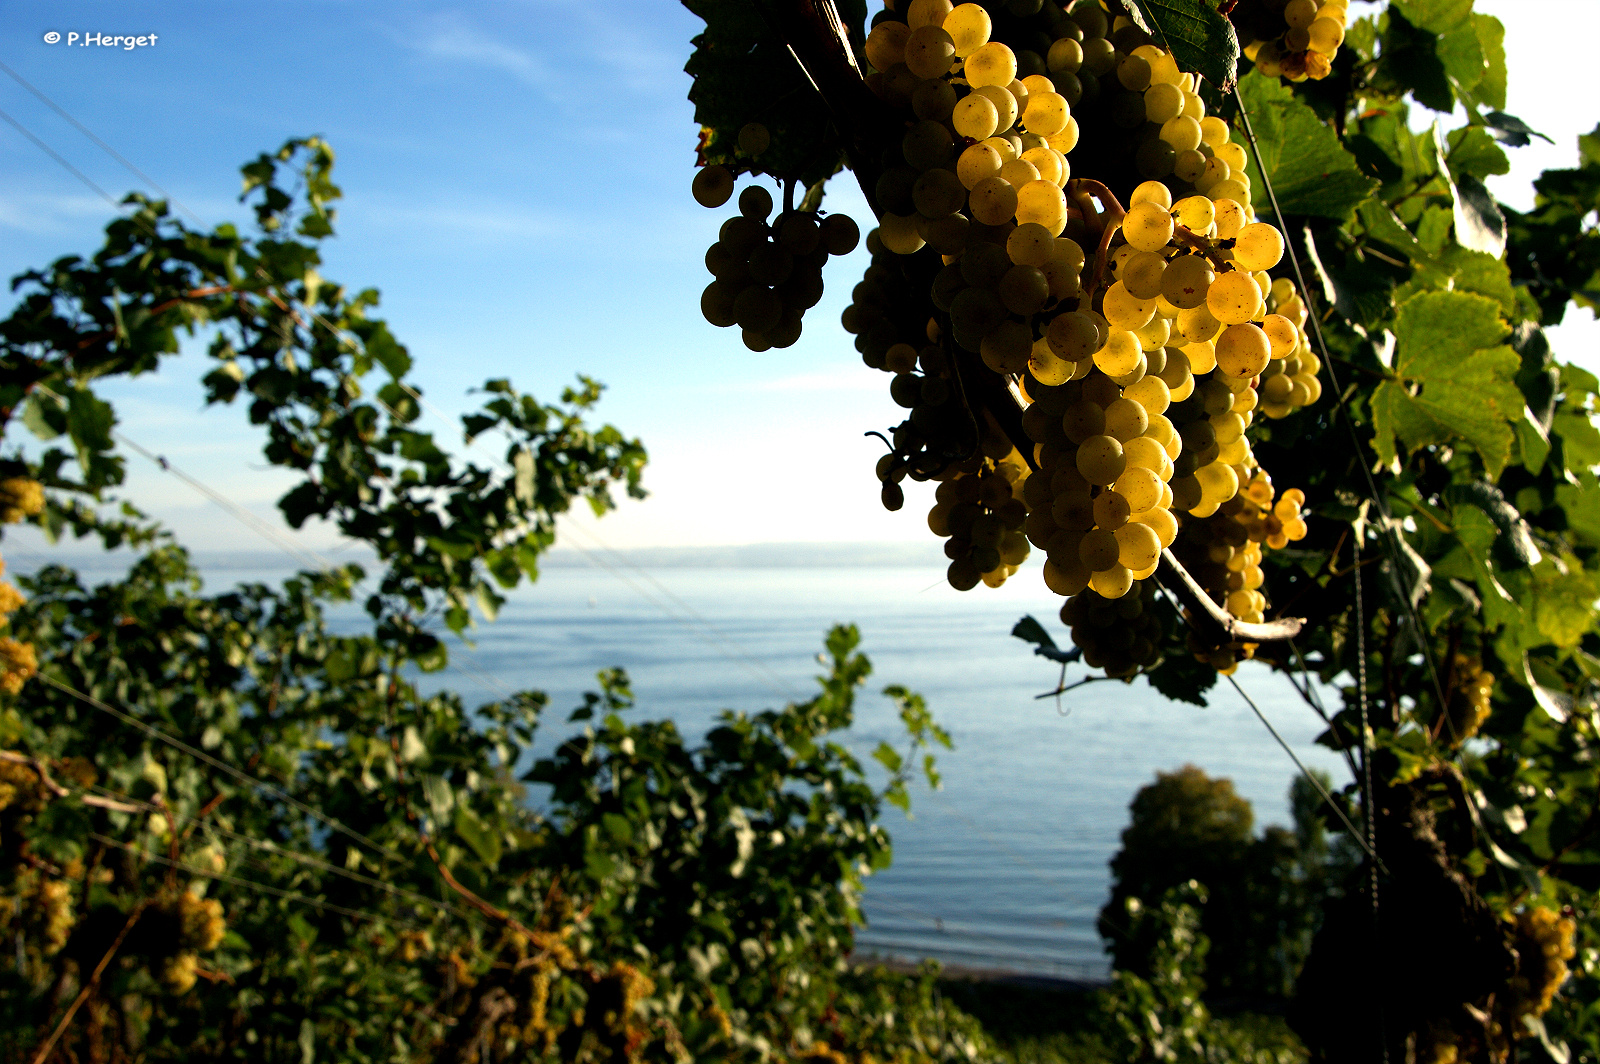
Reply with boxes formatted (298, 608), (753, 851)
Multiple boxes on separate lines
(677, 0), (1600, 1059)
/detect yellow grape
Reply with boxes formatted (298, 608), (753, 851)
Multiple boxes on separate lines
(1000, 158), (1041, 187)
(1089, 564), (1134, 599)
(1103, 281), (1158, 330)
(1216, 142), (1249, 173)
(1022, 91), (1070, 136)
(1133, 45), (1181, 85)
(1122, 251), (1168, 300)
(1261, 314), (1298, 358)
(1133, 317), (1170, 352)
(1093, 490), (1131, 530)
(1172, 195), (1215, 233)
(1130, 180), (1173, 210)
(1199, 116), (1229, 149)
(865, 21), (910, 72)
(692, 165), (734, 208)
(1022, 146), (1063, 186)
(1016, 180), (1068, 233)
(879, 213), (926, 254)
(1160, 115), (1203, 153)
(1183, 340), (1218, 374)
(1175, 303), (1223, 343)
(954, 95), (1001, 140)
(1104, 397), (1150, 441)
(1215, 323), (1272, 379)
(1210, 179), (1251, 206)
(1114, 467), (1163, 513)
(1043, 557), (1091, 596)
(1309, 17), (1345, 51)
(1047, 119), (1080, 154)
(945, 2), (992, 56)
(1007, 222), (1055, 266)
(974, 84), (1019, 132)
(1206, 271), (1264, 325)
(1133, 504), (1178, 548)
(1094, 329), (1145, 376)
(1233, 222), (1285, 271)
(1162, 255), (1215, 311)
(1122, 201), (1175, 253)
(1144, 83), (1184, 124)
(1076, 435), (1127, 486)
(966, 41), (1018, 88)
(908, 0), (954, 29)
(969, 177), (1018, 225)
(1213, 198), (1248, 240)
(1114, 521), (1161, 571)
(1124, 374), (1171, 416)
(1174, 149), (1206, 183)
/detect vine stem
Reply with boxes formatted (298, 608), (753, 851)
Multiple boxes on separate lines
(32, 903), (148, 1064)
(1170, 223), (1231, 270)
(1066, 178), (1126, 302)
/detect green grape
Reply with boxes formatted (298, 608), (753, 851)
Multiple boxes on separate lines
(906, 26), (958, 78)
(865, 21), (910, 71)
(1104, 396), (1150, 441)
(1021, 91), (1070, 137)
(1061, 399), (1106, 443)
(1144, 82), (1183, 123)
(692, 166), (735, 208)
(701, 281), (738, 327)
(1129, 180), (1173, 210)
(999, 265), (1050, 315)
(1048, 37), (1083, 73)
(1134, 139), (1176, 179)
(1123, 375), (1171, 417)
(878, 213), (926, 255)
(738, 122), (771, 156)
(1172, 195), (1215, 233)
(1120, 251), (1167, 300)
(1076, 434), (1126, 486)
(913, 168), (968, 217)
(913, 78), (958, 122)
(1079, 528), (1121, 571)
(1094, 329), (1144, 376)
(1092, 490), (1131, 530)
(738, 186), (773, 222)
(903, 120), (955, 170)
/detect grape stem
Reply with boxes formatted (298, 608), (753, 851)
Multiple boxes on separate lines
(1156, 549), (1307, 645)
(1066, 178), (1126, 303)
(1171, 223), (1232, 271)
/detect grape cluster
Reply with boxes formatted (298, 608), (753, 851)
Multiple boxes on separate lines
(1508, 906), (1577, 1021)
(1059, 579), (1165, 676)
(925, 442), (1034, 589)
(1444, 654), (1495, 742)
(1257, 276), (1323, 418)
(1230, 0), (1349, 82)
(693, 153), (860, 352)
(850, 232), (989, 476)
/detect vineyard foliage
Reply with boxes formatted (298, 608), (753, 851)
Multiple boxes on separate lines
(0, 0), (1596, 1062)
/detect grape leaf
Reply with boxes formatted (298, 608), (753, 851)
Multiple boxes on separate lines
(682, 0), (864, 186)
(1469, 14), (1506, 111)
(1371, 290), (1519, 477)
(1144, 653), (1217, 707)
(1234, 71), (1377, 222)
(1393, 245), (1517, 317)
(1121, 0), (1239, 92)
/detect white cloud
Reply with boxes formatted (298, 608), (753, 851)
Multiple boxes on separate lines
(407, 21), (551, 87)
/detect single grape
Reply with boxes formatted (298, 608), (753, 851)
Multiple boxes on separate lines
(1233, 222), (1285, 271)
(908, 0), (954, 29)
(1102, 281), (1158, 330)
(1104, 397), (1150, 441)
(1016, 179), (1068, 233)
(945, 2), (993, 57)
(1121, 201), (1175, 253)
(1089, 564), (1133, 599)
(738, 122), (771, 157)
(954, 94), (1001, 140)
(905, 26), (958, 78)
(1079, 528), (1122, 571)
(739, 185), (774, 221)
(1076, 434), (1126, 486)
(1205, 271), (1263, 325)
(692, 166), (735, 209)
(967, 41), (1019, 88)
(865, 21), (911, 72)
(1159, 115), (1203, 153)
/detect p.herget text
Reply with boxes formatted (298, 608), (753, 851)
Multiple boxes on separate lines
(44, 32), (159, 49)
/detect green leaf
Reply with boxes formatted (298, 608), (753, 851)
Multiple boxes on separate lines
(1430, 124), (1506, 258)
(1233, 71), (1377, 221)
(21, 395), (66, 441)
(1393, 245), (1516, 317)
(453, 805), (501, 867)
(1122, 0), (1239, 91)
(1531, 562), (1598, 649)
(1370, 290), (1518, 477)
(871, 741), (903, 775)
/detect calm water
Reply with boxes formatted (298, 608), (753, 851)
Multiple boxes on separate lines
(36, 548), (1350, 982)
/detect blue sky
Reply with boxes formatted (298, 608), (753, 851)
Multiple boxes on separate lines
(1, 0), (1596, 556)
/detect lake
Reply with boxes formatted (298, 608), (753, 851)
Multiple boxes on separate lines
(24, 543), (1351, 982)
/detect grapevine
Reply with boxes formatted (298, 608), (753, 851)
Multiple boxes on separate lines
(751, 0), (1324, 685)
